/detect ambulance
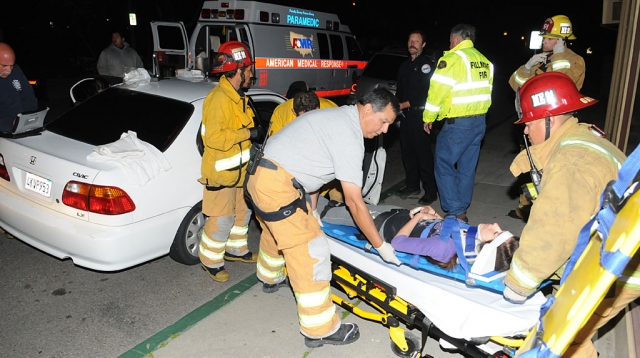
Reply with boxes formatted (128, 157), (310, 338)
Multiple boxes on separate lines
(150, 0), (368, 98)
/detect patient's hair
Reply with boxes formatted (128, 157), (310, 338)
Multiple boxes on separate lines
(427, 236), (520, 272)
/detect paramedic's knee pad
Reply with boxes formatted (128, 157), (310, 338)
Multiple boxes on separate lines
(308, 234), (332, 282)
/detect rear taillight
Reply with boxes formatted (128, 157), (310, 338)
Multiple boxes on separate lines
(62, 181), (135, 215)
(0, 154), (9, 181)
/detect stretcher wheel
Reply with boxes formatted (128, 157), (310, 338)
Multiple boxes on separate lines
(390, 331), (421, 358)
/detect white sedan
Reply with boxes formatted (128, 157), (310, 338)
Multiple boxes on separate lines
(0, 78), (284, 271)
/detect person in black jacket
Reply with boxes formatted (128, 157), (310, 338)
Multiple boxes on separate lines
(394, 30), (438, 205)
(0, 42), (37, 133)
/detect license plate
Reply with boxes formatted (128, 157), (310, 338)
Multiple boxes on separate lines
(25, 172), (52, 198)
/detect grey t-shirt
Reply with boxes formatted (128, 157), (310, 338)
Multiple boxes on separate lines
(264, 105), (364, 192)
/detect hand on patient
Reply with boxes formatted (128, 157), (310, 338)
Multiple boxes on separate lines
(410, 206), (442, 220)
(376, 242), (402, 266)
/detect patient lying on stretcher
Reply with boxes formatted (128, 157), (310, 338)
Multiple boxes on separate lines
(317, 197), (519, 271)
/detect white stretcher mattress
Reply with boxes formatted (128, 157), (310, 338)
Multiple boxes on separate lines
(328, 236), (547, 339)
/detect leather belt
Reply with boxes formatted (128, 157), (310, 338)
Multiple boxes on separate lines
(445, 114), (485, 124)
(405, 105), (425, 112)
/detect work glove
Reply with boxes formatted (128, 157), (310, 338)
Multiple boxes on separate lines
(248, 126), (265, 142)
(553, 38), (565, 54)
(524, 53), (548, 71)
(312, 209), (323, 227)
(376, 242), (402, 266)
(503, 285), (528, 304)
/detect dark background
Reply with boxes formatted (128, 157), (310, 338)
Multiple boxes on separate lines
(2, 0), (618, 97)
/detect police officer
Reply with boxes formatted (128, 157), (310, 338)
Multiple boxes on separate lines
(198, 41), (262, 282)
(509, 15), (585, 91)
(394, 30), (438, 205)
(422, 24), (493, 223)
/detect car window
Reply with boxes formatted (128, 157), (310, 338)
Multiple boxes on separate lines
(46, 88), (194, 152)
(362, 54), (407, 81)
(252, 100), (279, 128)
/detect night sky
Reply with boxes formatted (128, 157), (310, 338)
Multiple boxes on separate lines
(2, 0), (617, 93)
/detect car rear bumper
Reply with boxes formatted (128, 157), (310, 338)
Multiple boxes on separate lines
(0, 187), (189, 271)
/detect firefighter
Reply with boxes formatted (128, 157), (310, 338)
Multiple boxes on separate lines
(198, 41), (262, 283)
(508, 15), (586, 221)
(245, 88), (401, 347)
(503, 72), (626, 303)
(509, 15), (585, 91)
(269, 81), (338, 136)
(422, 24), (494, 223)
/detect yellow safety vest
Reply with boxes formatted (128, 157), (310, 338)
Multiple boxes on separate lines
(423, 40), (494, 123)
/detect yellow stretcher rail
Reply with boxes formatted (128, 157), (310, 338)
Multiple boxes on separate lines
(516, 190), (640, 356)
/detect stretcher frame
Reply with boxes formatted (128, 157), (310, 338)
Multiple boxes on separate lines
(330, 254), (511, 357)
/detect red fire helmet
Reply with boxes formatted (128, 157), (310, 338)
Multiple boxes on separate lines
(515, 72), (597, 124)
(211, 41), (254, 74)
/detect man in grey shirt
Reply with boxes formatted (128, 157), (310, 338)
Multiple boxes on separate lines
(96, 30), (143, 77)
(245, 88), (401, 348)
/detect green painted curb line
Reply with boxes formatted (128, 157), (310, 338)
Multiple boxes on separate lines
(119, 179), (405, 358)
(119, 274), (258, 358)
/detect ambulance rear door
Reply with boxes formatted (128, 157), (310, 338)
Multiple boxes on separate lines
(150, 21), (190, 76)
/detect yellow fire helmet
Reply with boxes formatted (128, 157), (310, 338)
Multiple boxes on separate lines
(540, 15), (577, 40)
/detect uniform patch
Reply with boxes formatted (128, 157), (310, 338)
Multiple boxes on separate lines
(12, 79), (22, 91)
(421, 64), (431, 74)
(437, 61), (447, 69)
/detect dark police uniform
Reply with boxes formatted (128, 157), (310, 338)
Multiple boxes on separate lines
(396, 52), (437, 201)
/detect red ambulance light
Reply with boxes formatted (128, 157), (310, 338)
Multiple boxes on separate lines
(259, 11), (269, 22)
(221, 2), (229, 7)
(201, 9), (211, 19)
(234, 9), (244, 19)
(333, 22), (340, 31)
(0, 154), (10, 182)
(62, 181), (136, 215)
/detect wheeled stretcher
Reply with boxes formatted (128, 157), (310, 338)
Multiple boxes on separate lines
(322, 145), (640, 357)
(322, 222), (548, 357)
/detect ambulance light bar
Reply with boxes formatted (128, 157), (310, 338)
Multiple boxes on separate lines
(259, 11), (281, 24)
(201, 8), (244, 20)
(322, 21), (339, 31)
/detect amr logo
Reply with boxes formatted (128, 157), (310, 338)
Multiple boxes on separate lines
(288, 32), (314, 57)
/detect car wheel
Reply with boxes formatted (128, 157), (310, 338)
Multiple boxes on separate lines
(169, 201), (206, 265)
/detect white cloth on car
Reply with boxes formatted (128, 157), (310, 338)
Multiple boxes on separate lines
(87, 131), (171, 186)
